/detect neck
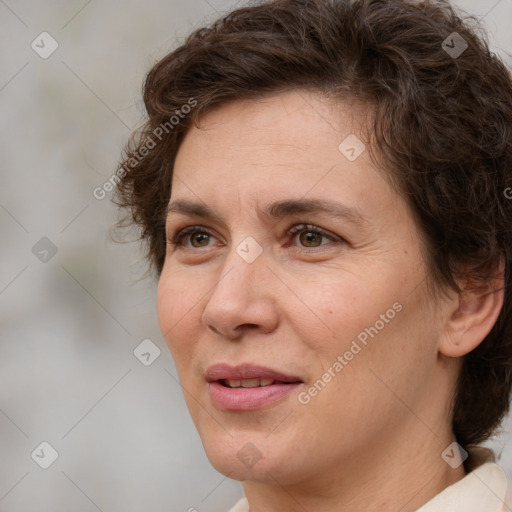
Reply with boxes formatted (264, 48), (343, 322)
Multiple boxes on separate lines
(241, 423), (466, 512)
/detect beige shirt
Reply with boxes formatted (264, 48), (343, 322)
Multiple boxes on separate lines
(228, 446), (509, 512)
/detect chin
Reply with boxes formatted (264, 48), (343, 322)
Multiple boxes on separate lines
(199, 427), (308, 484)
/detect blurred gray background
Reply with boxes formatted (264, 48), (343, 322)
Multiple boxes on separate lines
(1, 0), (511, 511)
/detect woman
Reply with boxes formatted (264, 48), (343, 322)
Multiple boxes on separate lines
(114, 0), (512, 510)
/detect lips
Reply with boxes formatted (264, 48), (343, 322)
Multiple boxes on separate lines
(206, 364), (302, 384)
(206, 364), (303, 411)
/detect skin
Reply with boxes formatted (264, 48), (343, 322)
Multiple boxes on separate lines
(157, 90), (504, 512)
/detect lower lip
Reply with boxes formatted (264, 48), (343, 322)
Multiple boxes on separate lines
(208, 381), (301, 411)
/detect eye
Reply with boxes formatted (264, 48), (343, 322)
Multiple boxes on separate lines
(287, 224), (341, 249)
(169, 225), (217, 249)
(167, 223), (343, 252)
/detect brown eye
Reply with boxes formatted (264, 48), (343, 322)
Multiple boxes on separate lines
(170, 226), (216, 249)
(190, 232), (210, 247)
(289, 224), (339, 249)
(299, 231), (323, 247)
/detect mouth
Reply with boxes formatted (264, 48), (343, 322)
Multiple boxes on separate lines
(205, 364), (304, 411)
(219, 378), (284, 388)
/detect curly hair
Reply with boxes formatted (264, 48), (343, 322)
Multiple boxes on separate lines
(114, 0), (512, 448)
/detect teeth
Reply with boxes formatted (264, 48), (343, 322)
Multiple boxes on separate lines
(241, 378), (260, 388)
(224, 378), (276, 388)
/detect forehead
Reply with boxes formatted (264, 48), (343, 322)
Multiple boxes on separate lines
(173, 91), (379, 190)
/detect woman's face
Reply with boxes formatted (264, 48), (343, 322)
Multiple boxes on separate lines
(157, 91), (454, 485)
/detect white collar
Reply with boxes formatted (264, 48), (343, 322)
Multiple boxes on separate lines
(228, 497), (249, 512)
(416, 461), (508, 512)
(228, 448), (509, 512)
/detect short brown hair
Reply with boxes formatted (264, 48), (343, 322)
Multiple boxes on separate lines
(114, 0), (512, 447)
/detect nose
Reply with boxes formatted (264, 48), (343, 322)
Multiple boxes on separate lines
(201, 245), (279, 340)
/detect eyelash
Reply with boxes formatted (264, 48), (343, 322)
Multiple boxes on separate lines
(168, 224), (342, 251)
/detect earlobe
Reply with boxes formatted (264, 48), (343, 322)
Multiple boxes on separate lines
(439, 262), (505, 358)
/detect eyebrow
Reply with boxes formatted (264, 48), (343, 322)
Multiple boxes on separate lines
(166, 198), (368, 228)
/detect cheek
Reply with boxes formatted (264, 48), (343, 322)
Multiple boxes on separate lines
(282, 269), (385, 355)
(289, 262), (430, 384)
(157, 270), (201, 358)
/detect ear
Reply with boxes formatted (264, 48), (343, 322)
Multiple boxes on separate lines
(439, 259), (505, 358)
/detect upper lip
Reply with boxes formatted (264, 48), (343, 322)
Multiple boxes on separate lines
(205, 364), (303, 383)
